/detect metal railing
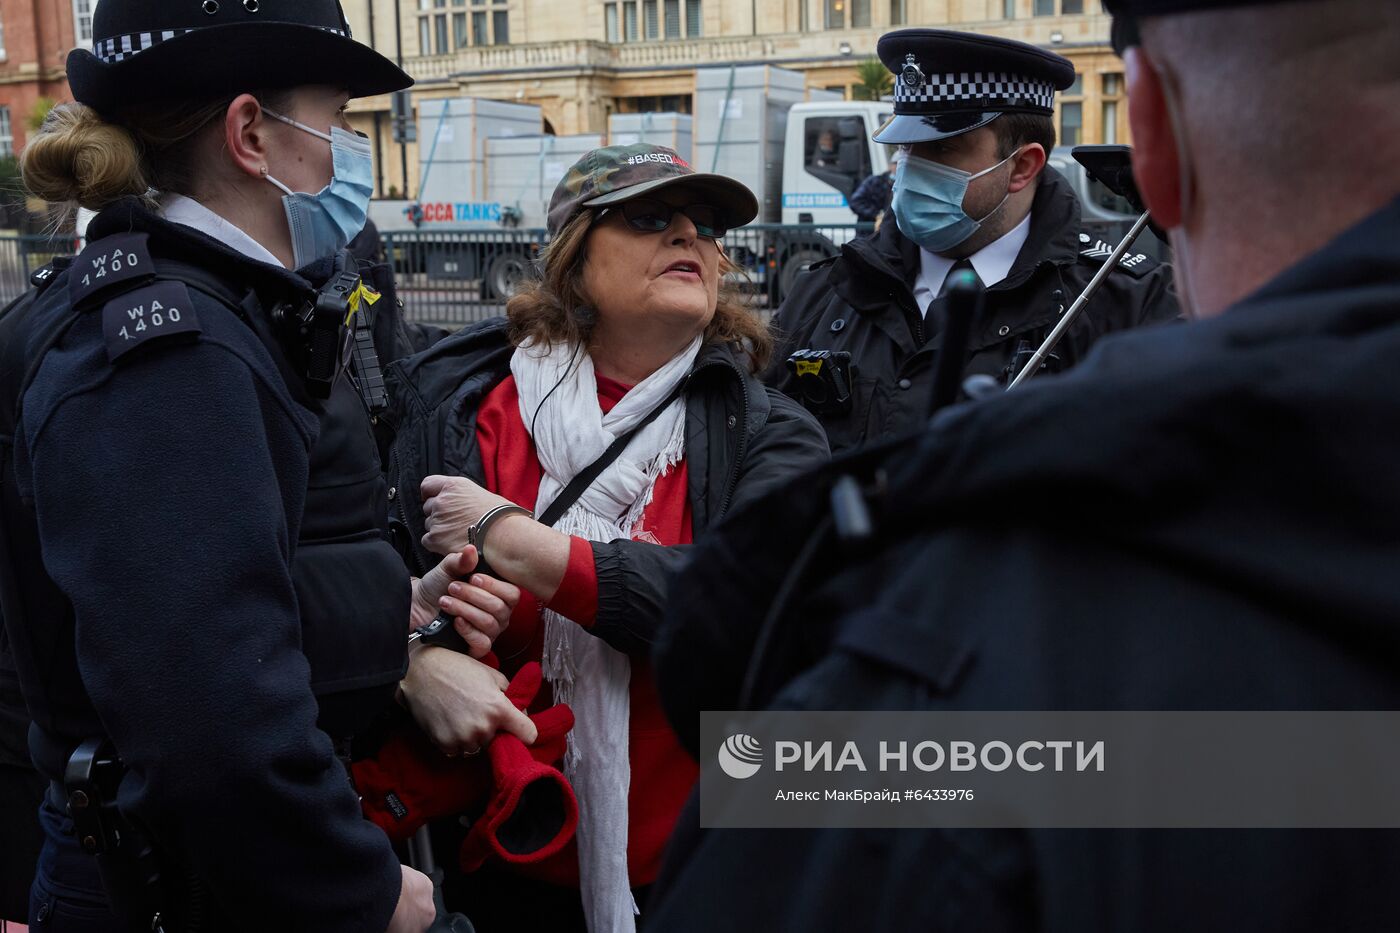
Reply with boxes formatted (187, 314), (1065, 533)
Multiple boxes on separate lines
(383, 228), (547, 329)
(0, 234), (80, 307)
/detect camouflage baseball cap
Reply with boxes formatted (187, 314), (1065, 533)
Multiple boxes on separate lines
(547, 144), (759, 238)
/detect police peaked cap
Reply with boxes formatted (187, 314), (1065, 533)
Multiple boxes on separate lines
(872, 29), (1075, 145)
(68, 0), (412, 118)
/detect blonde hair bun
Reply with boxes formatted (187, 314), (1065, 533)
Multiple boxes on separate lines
(21, 103), (148, 210)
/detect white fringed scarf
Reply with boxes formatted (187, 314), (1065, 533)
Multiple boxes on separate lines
(511, 335), (699, 933)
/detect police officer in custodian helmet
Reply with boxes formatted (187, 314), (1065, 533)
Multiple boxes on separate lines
(0, 1), (440, 929)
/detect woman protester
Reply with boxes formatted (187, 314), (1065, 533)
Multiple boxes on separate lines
(383, 145), (829, 931)
(0, 1), (524, 930)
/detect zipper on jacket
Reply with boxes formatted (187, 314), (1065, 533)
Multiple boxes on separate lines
(702, 357), (751, 519)
(387, 443), (426, 576)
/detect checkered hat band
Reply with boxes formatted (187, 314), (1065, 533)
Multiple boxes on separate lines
(896, 72), (1056, 111)
(93, 24), (350, 63)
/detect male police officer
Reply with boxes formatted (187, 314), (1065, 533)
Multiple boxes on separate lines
(767, 29), (1178, 452)
(649, 0), (1400, 928)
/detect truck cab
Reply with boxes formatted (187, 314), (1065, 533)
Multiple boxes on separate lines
(780, 101), (895, 225)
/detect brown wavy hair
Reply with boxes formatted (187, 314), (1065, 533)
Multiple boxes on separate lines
(506, 210), (774, 372)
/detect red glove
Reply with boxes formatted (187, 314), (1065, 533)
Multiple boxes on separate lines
(352, 661), (574, 844)
(459, 663), (578, 871)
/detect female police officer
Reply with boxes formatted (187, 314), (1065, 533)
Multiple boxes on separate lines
(0, 2), (440, 930)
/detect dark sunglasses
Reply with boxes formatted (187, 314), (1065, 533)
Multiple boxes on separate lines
(595, 198), (728, 239)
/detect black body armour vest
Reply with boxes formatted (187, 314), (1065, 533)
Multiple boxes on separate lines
(0, 231), (408, 782)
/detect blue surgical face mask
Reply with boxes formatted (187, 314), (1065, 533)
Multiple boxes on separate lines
(263, 109), (374, 269)
(891, 149), (1018, 254)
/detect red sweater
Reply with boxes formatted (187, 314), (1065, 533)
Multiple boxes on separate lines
(476, 374), (698, 888)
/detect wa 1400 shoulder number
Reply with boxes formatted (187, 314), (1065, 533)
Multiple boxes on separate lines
(101, 281), (202, 363)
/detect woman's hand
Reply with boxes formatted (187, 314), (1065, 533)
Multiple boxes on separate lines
(420, 474), (572, 605)
(420, 475), (513, 557)
(400, 649), (538, 756)
(410, 545), (521, 656)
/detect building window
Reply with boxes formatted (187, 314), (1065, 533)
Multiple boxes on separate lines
(0, 107), (12, 158)
(435, 14), (449, 53)
(624, 1), (639, 40)
(825, 0), (844, 29)
(614, 94), (693, 114)
(1060, 101), (1082, 146)
(890, 0), (905, 26)
(1035, 0), (1085, 12)
(73, 0), (94, 44)
(1101, 100), (1118, 144)
(1057, 70), (1083, 146)
(851, 0), (870, 28)
(1063, 0), (1083, 11)
(1004, 0), (1016, 18)
(614, 0), (696, 42)
(0, 13), (6, 59)
(418, 0), (509, 51)
(1101, 71), (1124, 145)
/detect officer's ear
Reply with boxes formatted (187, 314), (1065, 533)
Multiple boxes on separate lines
(1124, 46), (1183, 230)
(1007, 143), (1046, 195)
(223, 93), (275, 182)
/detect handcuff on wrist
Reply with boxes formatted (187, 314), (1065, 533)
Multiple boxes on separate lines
(406, 503), (534, 658)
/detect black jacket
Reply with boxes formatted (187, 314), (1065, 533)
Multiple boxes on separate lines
(0, 201), (411, 931)
(765, 166), (1180, 452)
(383, 318), (829, 654)
(648, 197), (1400, 931)
(848, 171), (894, 223)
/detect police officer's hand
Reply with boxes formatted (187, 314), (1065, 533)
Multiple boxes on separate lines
(420, 474), (513, 557)
(410, 546), (521, 655)
(400, 649), (539, 756)
(386, 864), (435, 933)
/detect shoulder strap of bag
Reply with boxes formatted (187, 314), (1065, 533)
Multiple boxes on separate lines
(536, 378), (688, 529)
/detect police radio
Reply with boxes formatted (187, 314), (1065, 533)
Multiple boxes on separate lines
(786, 348), (856, 415)
(272, 250), (361, 399)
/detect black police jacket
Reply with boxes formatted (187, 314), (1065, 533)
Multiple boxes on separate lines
(764, 166), (1180, 452)
(0, 200), (409, 931)
(649, 196), (1400, 931)
(383, 317), (829, 655)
